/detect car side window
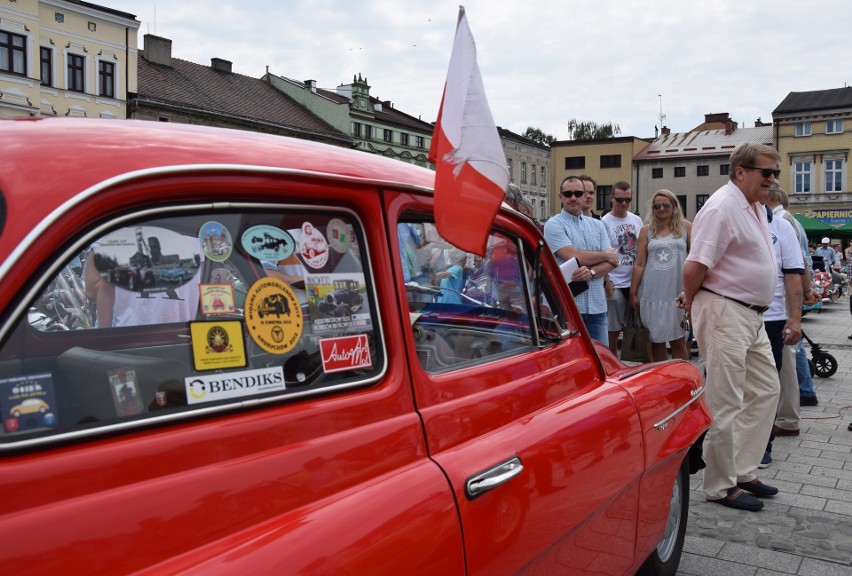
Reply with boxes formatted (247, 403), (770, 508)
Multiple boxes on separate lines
(401, 221), (545, 373)
(0, 207), (382, 449)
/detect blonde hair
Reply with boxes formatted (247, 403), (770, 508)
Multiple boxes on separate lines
(646, 189), (685, 239)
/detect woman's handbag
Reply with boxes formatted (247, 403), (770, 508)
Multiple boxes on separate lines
(621, 309), (651, 363)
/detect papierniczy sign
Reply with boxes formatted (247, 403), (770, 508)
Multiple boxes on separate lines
(185, 366), (285, 405)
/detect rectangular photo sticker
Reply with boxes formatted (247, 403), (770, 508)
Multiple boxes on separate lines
(0, 373), (59, 434)
(199, 283), (237, 316)
(190, 320), (247, 371)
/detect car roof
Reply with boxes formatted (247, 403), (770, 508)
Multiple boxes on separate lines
(0, 117), (436, 270)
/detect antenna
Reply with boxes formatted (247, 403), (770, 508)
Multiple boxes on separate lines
(658, 94), (666, 130)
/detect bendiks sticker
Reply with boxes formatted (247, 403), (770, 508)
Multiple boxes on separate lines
(184, 366), (285, 405)
(241, 225), (295, 262)
(320, 334), (372, 373)
(189, 320), (247, 371)
(0, 373), (58, 433)
(199, 221), (233, 262)
(245, 277), (304, 354)
(298, 222), (329, 269)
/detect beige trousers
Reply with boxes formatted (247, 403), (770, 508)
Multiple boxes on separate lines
(692, 290), (780, 500)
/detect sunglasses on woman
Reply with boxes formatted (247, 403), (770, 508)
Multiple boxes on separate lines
(653, 202), (672, 210)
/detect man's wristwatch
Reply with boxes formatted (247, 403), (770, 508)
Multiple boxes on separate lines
(589, 268), (596, 278)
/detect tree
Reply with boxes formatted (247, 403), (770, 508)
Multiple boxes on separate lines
(565, 118), (621, 140)
(522, 126), (556, 146)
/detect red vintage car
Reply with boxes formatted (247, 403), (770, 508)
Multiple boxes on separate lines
(0, 118), (709, 575)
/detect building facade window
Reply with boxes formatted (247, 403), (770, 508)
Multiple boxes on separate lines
(824, 157), (845, 192)
(795, 121), (812, 137)
(400, 133), (409, 146)
(696, 194), (710, 211)
(652, 167), (663, 179)
(540, 166), (545, 187)
(674, 166), (686, 178)
(600, 154), (621, 169)
(530, 165), (537, 186)
(383, 129), (393, 143)
(415, 136), (425, 149)
(67, 53), (85, 92)
(677, 195), (687, 218)
(826, 119), (843, 134)
(40, 46), (53, 86)
(697, 165), (709, 176)
(1, 30), (27, 75)
(353, 122), (362, 137)
(507, 158), (513, 182)
(98, 60), (115, 98)
(597, 186), (612, 212)
(720, 164), (729, 175)
(520, 162), (527, 184)
(564, 156), (585, 170)
(364, 125), (373, 140)
(794, 160), (812, 193)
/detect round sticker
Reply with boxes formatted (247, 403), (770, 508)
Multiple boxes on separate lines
(241, 225), (295, 262)
(326, 218), (351, 254)
(199, 221), (233, 262)
(298, 222), (329, 269)
(245, 277), (303, 354)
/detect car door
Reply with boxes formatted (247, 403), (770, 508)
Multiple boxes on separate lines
(386, 191), (645, 575)
(0, 173), (464, 575)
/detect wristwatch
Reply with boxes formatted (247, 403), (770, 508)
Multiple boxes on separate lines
(590, 268), (596, 278)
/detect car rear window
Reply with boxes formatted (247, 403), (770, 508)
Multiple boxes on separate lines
(0, 206), (382, 449)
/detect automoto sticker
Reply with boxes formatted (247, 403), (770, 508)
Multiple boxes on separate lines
(190, 320), (247, 370)
(184, 366), (285, 405)
(320, 334), (372, 373)
(241, 225), (295, 262)
(245, 277), (303, 354)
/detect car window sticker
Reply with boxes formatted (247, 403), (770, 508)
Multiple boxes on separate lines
(0, 373), (58, 434)
(107, 368), (144, 417)
(319, 334), (372, 374)
(184, 366), (285, 406)
(297, 221), (329, 270)
(244, 277), (304, 354)
(199, 220), (233, 263)
(240, 225), (295, 262)
(189, 320), (247, 371)
(305, 272), (368, 335)
(199, 282), (237, 316)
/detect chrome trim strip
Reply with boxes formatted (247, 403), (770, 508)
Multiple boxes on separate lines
(653, 386), (705, 431)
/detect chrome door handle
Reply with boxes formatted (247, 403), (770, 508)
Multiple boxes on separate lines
(465, 457), (523, 499)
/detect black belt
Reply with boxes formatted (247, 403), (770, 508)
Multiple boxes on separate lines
(700, 287), (768, 314)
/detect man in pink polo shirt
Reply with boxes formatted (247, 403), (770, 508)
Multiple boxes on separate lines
(678, 143), (796, 512)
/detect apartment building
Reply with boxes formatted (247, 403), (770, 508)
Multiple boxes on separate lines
(0, 0), (139, 118)
(498, 127), (550, 221)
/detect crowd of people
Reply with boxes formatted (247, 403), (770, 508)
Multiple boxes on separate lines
(540, 142), (850, 512)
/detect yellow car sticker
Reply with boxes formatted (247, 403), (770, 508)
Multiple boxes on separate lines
(245, 277), (304, 354)
(190, 320), (247, 371)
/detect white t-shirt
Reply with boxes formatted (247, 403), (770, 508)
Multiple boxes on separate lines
(765, 211), (805, 322)
(602, 212), (644, 288)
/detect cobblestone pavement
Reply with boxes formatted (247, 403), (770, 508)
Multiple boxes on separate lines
(677, 295), (852, 576)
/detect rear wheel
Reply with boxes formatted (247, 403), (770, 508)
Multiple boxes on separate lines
(812, 352), (838, 378)
(638, 458), (689, 576)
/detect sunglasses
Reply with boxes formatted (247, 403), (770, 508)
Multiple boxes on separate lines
(612, 197), (632, 204)
(653, 202), (672, 210)
(742, 166), (781, 179)
(561, 190), (586, 198)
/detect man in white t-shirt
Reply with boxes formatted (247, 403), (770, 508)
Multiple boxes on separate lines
(601, 182), (644, 356)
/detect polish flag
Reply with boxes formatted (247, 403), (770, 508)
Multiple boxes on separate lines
(429, 6), (509, 256)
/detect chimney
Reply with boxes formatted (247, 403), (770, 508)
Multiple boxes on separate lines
(383, 100), (393, 109)
(661, 126), (670, 136)
(754, 117), (770, 127)
(211, 58), (232, 73)
(143, 34), (172, 67)
(304, 79), (317, 92)
(704, 112), (729, 124)
(725, 118), (737, 135)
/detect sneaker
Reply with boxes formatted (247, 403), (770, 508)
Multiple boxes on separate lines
(800, 395), (819, 406)
(758, 452), (771, 469)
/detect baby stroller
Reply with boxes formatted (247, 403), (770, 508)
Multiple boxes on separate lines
(802, 330), (838, 378)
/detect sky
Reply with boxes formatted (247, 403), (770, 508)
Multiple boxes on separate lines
(102, 0), (851, 141)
